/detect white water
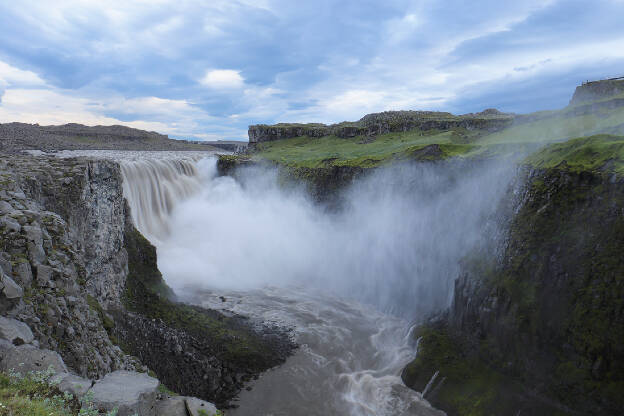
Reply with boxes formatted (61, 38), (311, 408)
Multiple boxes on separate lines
(118, 155), (517, 415)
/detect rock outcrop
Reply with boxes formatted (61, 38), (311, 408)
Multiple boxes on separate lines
(0, 152), (294, 410)
(0, 155), (132, 378)
(570, 77), (624, 105)
(248, 110), (514, 147)
(402, 162), (624, 415)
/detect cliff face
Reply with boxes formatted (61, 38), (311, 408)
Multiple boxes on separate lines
(0, 155), (132, 378)
(0, 154), (295, 407)
(402, 162), (624, 415)
(452, 167), (623, 412)
(17, 158), (129, 309)
(570, 78), (624, 105)
(248, 110), (513, 146)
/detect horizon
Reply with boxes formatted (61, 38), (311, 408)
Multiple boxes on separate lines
(1, 1), (623, 141)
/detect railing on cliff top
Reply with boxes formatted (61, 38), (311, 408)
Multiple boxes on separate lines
(582, 76), (624, 85)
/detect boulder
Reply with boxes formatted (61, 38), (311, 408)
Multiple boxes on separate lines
(1, 273), (23, 299)
(0, 216), (21, 233)
(23, 225), (43, 246)
(13, 262), (32, 287)
(0, 316), (34, 345)
(153, 396), (187, 416)
(0, 201), (13, 214)
(88, 370), (159, 416)
(53, 373), (93, 397)
(153, 396), (219, 416)
(185, 397), (219, 416)
(35, 264), (53, 285)
(0, 343), (68, 374)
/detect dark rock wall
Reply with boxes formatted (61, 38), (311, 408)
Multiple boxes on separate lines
(410, 166), (624, 415)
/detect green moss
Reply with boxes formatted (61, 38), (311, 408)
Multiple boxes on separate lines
(157, 383), (178, 396)
(453, 167), (624, 414)
(523, 134), (624, 175)
(253, 130), (480, 169)
(402, 326), (570, 416)
(86, 294), (114, 332)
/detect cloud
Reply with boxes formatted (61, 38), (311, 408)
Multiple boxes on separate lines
(200, 69), (245, 89)
(0, 0), (623, 138)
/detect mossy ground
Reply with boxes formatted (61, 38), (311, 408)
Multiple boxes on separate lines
(249, 96), (624, 170)
(523, 134), (624, 175)
(0, 371), (82, 416)
(253, 130), (481, 168)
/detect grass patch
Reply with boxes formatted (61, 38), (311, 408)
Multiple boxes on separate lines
(0, 367), (115, 416)
(254, 130), (479, 168)
(477, 103), (624, 146)
(523, 134), (624, 175)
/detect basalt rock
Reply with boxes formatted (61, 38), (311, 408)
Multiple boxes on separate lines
(248, 110), (514, 147)
(403, 165), (624, 415)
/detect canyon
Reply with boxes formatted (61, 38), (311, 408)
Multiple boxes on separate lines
(0, 79), (623, 415)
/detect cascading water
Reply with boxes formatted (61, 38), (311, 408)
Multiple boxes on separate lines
(120, 158), (201, 243)
(119, 154), (517, 416)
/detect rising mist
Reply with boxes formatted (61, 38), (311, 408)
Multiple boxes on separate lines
(145, 157), (519, 318)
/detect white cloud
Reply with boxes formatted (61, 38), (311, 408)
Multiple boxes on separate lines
(0, 61), (45, 88)
(200, 69), (245, 89)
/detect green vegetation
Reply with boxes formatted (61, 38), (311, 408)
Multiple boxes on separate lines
(402, 326), (569, 416)
(0, 367), (116, 416)
(86, 295), (115, 332)
(249, 96), (624, 170)
(523, 134), (624, 175)
(438, 166), (624, 415)
(476, 103), (624, 146)
(254, 130), (477, 168)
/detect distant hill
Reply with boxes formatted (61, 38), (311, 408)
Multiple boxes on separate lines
(0, 122), (221, 152)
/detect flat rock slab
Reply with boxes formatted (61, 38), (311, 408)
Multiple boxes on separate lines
(89, 370), (159, 416)
(153, 396), (187, 416)
(0, 316), (33, 345)
(53, 373), (93, 397)
(185, 396), (218, 416)
(0, 342), (67, 374)
(153, 396), (218, 416)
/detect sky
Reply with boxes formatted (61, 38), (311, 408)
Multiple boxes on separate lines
(0, 0), (623, 141)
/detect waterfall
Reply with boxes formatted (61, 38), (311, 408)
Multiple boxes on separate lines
(120, 158), (202, 243)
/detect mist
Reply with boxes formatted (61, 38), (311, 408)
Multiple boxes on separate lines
(151, 157), (518, 318)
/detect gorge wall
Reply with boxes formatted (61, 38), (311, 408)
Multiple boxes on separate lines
(248, 110), (514, 147)
(570, 78), (624, 105)
(402, 162), (624, 416)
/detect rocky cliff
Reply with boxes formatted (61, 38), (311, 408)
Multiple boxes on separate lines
(0, 155), (133, 378)
(0, 153), (294, 410)
(402, 136), (624, 415)
(248, 110), (513, 147)
(569, 78), (624, 105)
